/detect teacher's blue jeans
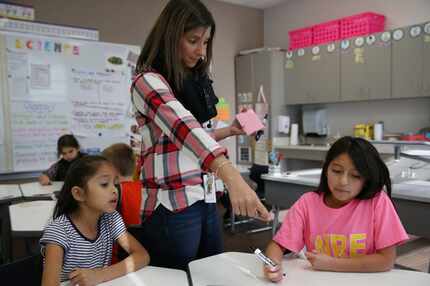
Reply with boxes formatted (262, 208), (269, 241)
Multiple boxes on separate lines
(136, 200), (223, 270)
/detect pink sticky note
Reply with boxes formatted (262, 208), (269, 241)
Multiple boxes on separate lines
(236, 109), (265, 135)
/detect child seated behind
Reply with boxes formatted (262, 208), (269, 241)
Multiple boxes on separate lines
(102, 143), (142, 226)
(102, 143), (143, 263)
(40, 156), (149, 286)
(39, 134), (85, 185)
(263, 136), (408, 282)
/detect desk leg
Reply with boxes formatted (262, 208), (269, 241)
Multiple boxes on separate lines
(0, 202), (12, 263)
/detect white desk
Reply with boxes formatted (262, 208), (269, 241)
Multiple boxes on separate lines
(60, 266), (188, 286)
(189, 252), (430, 286)
(9, 200), (55, 236)
(19, 181), (63, 198)
(0, 184), (22, 201)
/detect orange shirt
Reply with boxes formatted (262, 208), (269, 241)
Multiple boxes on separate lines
(118, 181), (142, 226)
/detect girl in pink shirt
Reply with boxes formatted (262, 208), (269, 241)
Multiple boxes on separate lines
(264, 136), (408, 282)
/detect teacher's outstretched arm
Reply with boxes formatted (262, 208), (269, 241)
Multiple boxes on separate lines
(210, 156), (271, 221)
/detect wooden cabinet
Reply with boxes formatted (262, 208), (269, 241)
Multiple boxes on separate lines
(392, 24), (424, 99)
(284, 49), (306, 104)
(235, 50), (285, 164)
(340, 32), (391, 101)
(423, 22), (430, 97)
(306, 43), (340, 103)
(284, 21), (430, 105)
(285, 43), (340, 104)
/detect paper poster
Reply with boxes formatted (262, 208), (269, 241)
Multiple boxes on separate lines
(69, 68), (129, 137)
(215, 97), (230, 121)
(7, 38), (69, 102)
(30, 63), (51, 89)
(6, 50), (29, 100)
(254, 138), (269, 165)
(11, 101), (70, 171)
(354, 48), (365, 64)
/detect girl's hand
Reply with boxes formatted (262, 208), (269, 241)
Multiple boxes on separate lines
(305, 250), (335, 271)
(263, 264), (284, 283)
(39, 174), (51, 186)
(229, 119), (245, 136)
(69, 268), (101, 286)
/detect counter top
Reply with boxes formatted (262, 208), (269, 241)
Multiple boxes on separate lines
(263, 171), (430, 203)
(274, 143), (395, 154)
(274, 144), (330, 151)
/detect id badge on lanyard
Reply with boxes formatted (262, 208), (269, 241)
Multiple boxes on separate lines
(203, 173), (217, 203)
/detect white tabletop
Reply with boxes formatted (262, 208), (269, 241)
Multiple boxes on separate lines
(19, 181), (63, 197)
(0, 184), (22, 201)
(9, 200), (55, 233)
(189, 252), (430, 286)
(60, 266), (188, 286)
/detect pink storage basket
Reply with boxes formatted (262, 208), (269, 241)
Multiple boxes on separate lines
(340, 12), (385, 39)
(313, 20), (340, 45)
(288, 27), (313, 50)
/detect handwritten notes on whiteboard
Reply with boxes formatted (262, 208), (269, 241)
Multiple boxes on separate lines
(70, 68), (128, 137)
(7, 50), (29, 100)
(11, 101), (69, 171)
(30, 63), (51, 89)
(1, 33), (138, 173)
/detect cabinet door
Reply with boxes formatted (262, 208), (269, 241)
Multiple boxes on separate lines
(340, 38), (367, 101)
(341, 33), (391, 102)
(285, 49), (307, 104)
(423, 22), (430, 97)
(235, 55), (254, 164)
(253, 52), (272, 104)
(235, 55), (254, 100)
(392, 25), (424, 99)
(365, 32), (392, 100)
(307, 43), (340, 103)
(253, 52), (272, 138)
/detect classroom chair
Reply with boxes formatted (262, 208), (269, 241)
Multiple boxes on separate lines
(0, 253), (43, 285)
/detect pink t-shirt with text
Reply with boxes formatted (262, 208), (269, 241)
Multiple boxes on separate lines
(273, 191), (408, 257)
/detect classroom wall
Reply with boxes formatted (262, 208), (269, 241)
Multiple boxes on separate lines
(9, 0), (264, 162)
(264, 0), (430, 136)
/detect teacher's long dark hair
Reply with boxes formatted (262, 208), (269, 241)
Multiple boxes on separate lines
(135, 0), (215, 93)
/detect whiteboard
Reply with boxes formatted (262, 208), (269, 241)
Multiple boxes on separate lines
(0, 31), (140, 173)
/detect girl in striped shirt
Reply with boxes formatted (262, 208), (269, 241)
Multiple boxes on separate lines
(40, 156), (150, 286)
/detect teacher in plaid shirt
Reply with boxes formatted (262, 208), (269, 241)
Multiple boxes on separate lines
(131, 0), (271, 270)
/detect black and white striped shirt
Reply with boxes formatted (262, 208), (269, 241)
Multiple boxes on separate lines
(40, 211), (126, 282)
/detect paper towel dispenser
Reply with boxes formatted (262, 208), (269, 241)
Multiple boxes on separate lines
(302, 107), (328, 136)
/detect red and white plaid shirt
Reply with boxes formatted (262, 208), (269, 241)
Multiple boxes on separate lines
(131, 72), (226, 215)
